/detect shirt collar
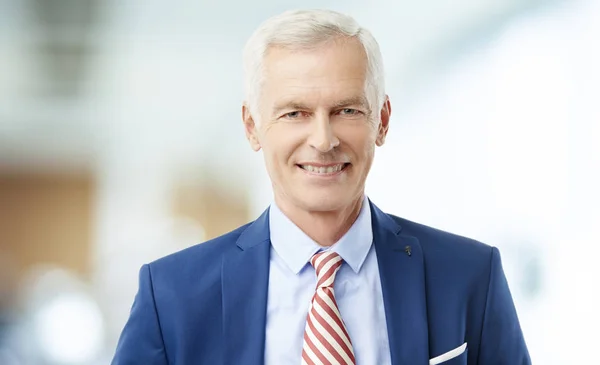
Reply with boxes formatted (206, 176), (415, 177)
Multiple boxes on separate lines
(269, 195), (373, 275)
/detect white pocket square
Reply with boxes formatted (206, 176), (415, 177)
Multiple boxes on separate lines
(429, 342), (467, 365)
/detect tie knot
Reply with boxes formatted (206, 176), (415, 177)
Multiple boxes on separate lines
(310, 251), (343, 288)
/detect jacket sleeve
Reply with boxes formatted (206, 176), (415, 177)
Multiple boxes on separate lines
(111, 264), (169, 365)
(477, 247), (531, 364)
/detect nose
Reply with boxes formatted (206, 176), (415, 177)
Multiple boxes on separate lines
(307, 115), (340, 153)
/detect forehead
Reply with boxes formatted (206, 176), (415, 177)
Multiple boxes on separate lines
(261, 39), (368, 106)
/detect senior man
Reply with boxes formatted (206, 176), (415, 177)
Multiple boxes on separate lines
(112, 9), (530, 365)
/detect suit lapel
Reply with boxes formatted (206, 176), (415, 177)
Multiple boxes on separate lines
(222, 209), (271, 365)
(370, 201), (430, 365)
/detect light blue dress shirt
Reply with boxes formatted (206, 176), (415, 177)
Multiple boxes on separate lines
(265, 195), (392, 365)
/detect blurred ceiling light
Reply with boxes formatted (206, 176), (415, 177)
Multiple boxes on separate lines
(33, 291), (104, 365)
(18, 266), (105, 365)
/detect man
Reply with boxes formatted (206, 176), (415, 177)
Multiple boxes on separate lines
(112, 9), (530, 365)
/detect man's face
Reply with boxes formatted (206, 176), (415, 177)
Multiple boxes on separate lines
(243, 38), (390, 213)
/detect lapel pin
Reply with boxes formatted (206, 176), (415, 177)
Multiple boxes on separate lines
(404, 245), (412, 256)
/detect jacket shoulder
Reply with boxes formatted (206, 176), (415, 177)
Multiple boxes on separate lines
(387, 214), (495, 280)
(389, 214), (493, 257)
(147, 222), (252, 278)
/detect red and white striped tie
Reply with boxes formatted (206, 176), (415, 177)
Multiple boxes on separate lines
(301, 251), (355, 365)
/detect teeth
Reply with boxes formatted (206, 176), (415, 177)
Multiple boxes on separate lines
(301, 164), (345, 173)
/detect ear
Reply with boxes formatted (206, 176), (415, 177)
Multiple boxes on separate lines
(376, 95), (391, 146)
(242, 103), (261, 151)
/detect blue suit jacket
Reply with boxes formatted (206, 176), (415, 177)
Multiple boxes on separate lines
(112, 201), (530, 365)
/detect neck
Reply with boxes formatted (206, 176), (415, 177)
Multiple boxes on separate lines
(274, 193), (365, 247)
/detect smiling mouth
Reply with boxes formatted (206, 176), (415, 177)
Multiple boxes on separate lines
(297, 163), (350, 174)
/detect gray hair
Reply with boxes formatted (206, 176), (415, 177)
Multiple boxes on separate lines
(242, 9), (385, 122)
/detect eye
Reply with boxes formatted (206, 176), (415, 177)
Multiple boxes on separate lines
(285, 111), (301, 118)
(339, 108), (361, 115)
(282, 111), (309, 120)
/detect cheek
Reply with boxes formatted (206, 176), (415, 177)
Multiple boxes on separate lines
(262, 126), (305, 165)
(335, 125), (378, 156)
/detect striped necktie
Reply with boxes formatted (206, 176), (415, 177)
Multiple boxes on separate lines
(301, 251), (355, 365)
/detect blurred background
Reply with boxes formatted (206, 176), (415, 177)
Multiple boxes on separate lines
(0, 0), (598, 363)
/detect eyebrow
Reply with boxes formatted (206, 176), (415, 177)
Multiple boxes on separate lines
(271, 102), (311, 117)
(271, 96), (371, 116)
(331, 96), (370, 111)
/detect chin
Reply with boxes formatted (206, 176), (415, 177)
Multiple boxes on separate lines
(296, 191), (350, 212)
